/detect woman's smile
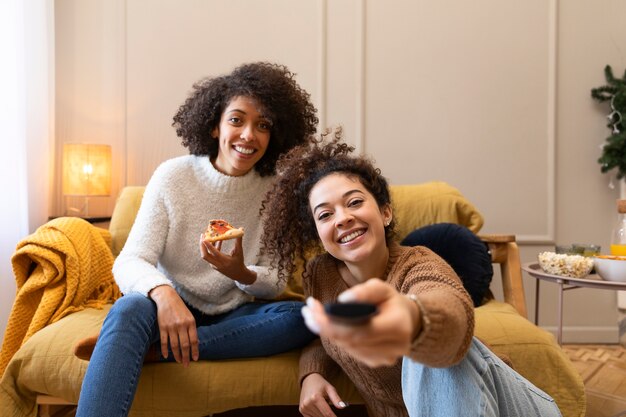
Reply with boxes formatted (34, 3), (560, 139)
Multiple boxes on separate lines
(338, 228), (366, 244)
(233, 145), (256, 155)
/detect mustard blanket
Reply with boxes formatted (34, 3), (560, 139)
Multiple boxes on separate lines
(0, 217), (121, 376)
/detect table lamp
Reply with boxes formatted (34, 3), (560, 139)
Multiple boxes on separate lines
(62, 143), (112, 217)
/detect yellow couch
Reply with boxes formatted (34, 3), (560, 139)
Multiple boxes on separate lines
(0, 182), (585, 417)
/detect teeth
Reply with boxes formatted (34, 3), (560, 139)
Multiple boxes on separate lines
(340, 230), (364, 243)
(234, 145), (255, 155)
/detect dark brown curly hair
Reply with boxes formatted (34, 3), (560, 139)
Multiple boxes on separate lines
(261, 131), (396, 282)
(172, 62), (318, 177)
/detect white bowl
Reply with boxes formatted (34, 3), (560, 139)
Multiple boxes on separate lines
(593, 255), (626, 282)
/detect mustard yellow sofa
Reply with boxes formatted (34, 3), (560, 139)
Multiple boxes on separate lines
(0, 182), (585, 417)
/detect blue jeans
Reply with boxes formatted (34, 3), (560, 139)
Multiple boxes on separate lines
(402, 337), (562, 417)
(76, 293), (315, 417)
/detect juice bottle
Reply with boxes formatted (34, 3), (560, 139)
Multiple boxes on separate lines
(611, 200), (626, 256)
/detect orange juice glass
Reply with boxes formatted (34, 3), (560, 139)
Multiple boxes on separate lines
(610, 244), (626, 256)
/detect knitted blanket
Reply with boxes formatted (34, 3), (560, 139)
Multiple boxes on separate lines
(0, 217), (121, 376)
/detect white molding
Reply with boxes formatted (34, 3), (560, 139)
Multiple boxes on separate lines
(123, 0), (128, 188)
(542, 325), (619, 344)
(317, 0), (327, 133)
(517, 0), (558, 245)
(618, 291), (626, 309)
(355, 0), (365, 154)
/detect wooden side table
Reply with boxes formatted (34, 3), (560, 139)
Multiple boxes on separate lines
(522, 262), (626, 345)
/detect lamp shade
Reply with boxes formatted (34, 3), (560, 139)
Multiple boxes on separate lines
(62, 143), (112, 196)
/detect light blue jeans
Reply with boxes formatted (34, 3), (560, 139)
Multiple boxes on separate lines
(76, 293), (315, 417)
(402, 337), (562, 417)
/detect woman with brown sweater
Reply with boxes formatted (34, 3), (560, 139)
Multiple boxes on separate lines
(261, 136), (561, 417)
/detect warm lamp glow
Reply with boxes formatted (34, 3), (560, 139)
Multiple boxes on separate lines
(62, 144), (112, 197)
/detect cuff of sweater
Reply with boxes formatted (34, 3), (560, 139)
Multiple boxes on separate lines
(299, 365), (339, 387)
(131, 276), (174, 297)
(405, 293), (431, 348)
(235, 265), (282, 299)
(404, 293), (470, 367)
(299, 341), (338, 386)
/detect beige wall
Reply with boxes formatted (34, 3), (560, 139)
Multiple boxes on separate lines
(52, 0), (626, 343)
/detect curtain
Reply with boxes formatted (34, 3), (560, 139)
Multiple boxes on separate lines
(0, 0), (54, 344)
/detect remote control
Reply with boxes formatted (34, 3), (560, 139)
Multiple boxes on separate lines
(324, 302), (378, 325)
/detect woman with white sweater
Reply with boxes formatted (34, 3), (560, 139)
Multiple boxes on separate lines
(76, 62), (318, 416)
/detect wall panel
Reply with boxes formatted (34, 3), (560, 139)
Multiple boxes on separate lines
(364, 0), (555, 243)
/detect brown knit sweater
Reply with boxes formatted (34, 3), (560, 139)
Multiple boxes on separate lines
(299, 243), (475, 417)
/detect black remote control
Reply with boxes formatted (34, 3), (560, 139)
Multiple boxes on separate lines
(324, 302), (378, 325)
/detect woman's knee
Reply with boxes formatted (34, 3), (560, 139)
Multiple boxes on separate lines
(105, 293), (157, 328)
(262, 300), (305, 314)
(260, 301), (315, 345)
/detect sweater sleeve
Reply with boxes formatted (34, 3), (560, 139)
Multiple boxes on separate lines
(298, 257), (340, 384)
(399, 247), (474, 367)
(235, 263), (285, 299)
(112, 167), (173, 296)
(298, 339), (341, 386)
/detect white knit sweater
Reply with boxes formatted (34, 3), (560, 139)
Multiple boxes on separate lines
(113, 155), (283, 315)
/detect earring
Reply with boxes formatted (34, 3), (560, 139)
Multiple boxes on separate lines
(384, 219), (391, 227)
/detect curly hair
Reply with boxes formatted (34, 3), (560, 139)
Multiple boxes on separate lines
(172, 62), (318, 177)
(261, 131), (396, 282)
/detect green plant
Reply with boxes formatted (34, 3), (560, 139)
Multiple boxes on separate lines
(591, 65), (626, 179)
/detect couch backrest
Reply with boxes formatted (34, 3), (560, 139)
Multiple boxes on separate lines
(109, 186), (146, 256)
(109, 182), (483, 257)
(389, 182), (483, 239)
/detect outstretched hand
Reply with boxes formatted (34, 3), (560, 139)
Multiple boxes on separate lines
(199, 235), (256, 285)
(302, 279), (420, 367)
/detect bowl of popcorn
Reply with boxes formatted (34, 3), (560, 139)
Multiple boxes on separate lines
(593, 255), (626, 282)
(537, 252), (594, 278)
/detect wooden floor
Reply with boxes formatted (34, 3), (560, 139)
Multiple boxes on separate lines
(562, 344), (626, 417)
